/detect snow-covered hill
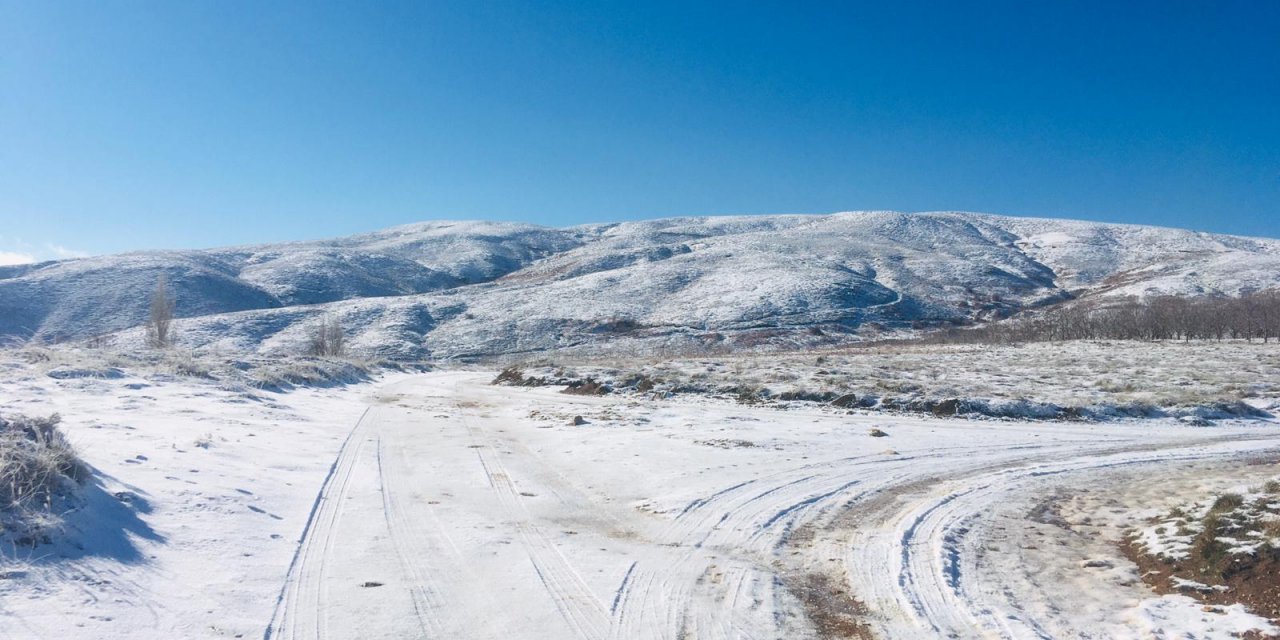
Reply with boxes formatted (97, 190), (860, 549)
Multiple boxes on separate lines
(3, 212), (1278, 358)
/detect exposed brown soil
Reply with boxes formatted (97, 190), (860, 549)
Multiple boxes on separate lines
(492, 366), (547, 387)
(783, 572), (875, 639)
(694, 438), (756, 449)
(830, 393), (858, 408)
(632, 375), (656, 393)
(1123, 529), (1280, 631)
(561, 379), (609, 395)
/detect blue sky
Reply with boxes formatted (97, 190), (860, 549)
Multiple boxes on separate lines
(1, 1), (1277, 261)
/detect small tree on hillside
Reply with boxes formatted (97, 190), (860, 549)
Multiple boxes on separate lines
(146, 275), (176, 348)
(307, 314), (346, 357)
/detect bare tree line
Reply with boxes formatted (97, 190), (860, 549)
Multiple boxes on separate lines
(930, 290), (1280, 344)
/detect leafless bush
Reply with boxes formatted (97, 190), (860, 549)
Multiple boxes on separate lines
(245, 357), (372, 390)
(306, 315), (347, 357)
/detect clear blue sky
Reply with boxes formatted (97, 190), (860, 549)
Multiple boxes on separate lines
(2, 1), (1278, 261)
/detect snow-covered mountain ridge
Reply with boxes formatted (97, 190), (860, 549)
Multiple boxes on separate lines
(3, 211), (1278, 358)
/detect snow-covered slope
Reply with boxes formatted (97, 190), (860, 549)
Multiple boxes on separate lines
(0, 221), (580, 342)
(3, 212), (1278, 357)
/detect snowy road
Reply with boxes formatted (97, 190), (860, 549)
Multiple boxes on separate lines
(263, 372), (1280, 639)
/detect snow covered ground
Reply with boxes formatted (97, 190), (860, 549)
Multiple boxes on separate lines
(0, 360), (382, 638)
(2, 361), (1279, 639)
(505, 340), (1280, 421)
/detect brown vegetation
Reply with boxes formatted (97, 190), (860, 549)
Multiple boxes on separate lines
(1125, 484), (1280, 624)
(932, 290), (1280, 344)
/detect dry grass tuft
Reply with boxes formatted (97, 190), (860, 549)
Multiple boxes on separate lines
(1, 413), (86, 513)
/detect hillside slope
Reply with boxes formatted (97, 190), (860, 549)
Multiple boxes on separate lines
(0, 221), (580, 341)
(4, 211), (1278, 358)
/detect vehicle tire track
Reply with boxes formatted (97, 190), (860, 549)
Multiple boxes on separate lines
(452, 387), (611, 640)
(370, 387), (520, 640)
(607, 446), (1011, 640)
(264, 408), (372, 640)
(834, 434), (1280, 638)
(610, 433), (1279, 639)
(375, 430), (450, 638)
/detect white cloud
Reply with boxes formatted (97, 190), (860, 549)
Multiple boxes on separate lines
(45, 243), (89, 259)
(0, 251), (36, 266)
(0, 239), (89, 265)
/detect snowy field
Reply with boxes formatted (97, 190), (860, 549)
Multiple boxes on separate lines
(2, 351), (1279, 638)
(503, 340), (1280, 421)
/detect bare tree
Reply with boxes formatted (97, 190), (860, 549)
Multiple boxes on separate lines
(307, 314), (346, 357)
(1262, 291), (1280, 343)
(146, 275), (176, 348)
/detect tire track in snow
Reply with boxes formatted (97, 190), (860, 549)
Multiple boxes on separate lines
(608, 447), (967, 640)
(371, 387), (518, 640)
(375, 430), (450, 638)
(335, 372), (1280, 640)
(610, 432), (1264, 639)
(452, 387), (611, 640)
(838, 434), (1280, 638)
(264, 408), (371, 640)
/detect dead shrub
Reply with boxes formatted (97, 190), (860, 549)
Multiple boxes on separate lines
(1, 413), (87, 509)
